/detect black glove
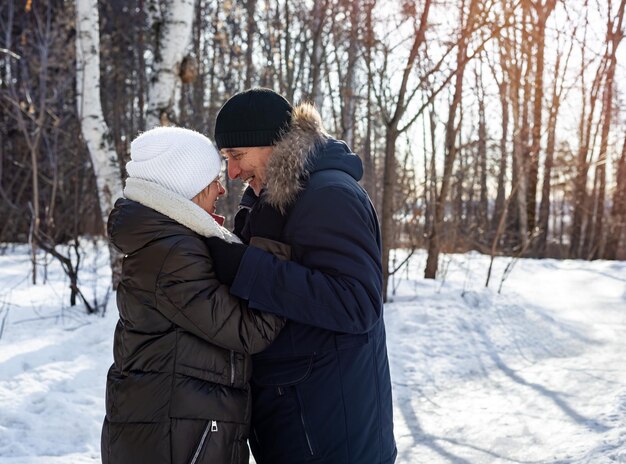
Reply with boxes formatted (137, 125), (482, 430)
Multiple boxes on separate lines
(248, 200), (287, 241)
(233, 207), (251, 243)
(204, 237), (247, 286)
(233, 187), (259, 244)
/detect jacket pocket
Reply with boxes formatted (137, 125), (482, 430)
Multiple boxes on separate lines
(251, 355), (319, 460)
(252, 383), (318, 460)
(335, 332), (369, 350)
(251, 354), (313, 386)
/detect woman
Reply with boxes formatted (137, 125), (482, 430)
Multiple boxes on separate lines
(102, 127), (284, 464)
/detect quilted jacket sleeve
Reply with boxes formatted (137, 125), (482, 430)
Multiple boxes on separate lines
(155, 236), (284, 354)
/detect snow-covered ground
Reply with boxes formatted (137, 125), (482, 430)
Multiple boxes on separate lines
(388, 252), (626, 463)
(0, 243), (625, 463)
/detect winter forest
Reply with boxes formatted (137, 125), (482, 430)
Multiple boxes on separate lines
(1, 0), (626, 463)
(1, 0), (625, 282)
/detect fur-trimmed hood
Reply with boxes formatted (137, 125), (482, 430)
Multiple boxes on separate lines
(108, 178), (239, 255)
(263, 103), (363, 213)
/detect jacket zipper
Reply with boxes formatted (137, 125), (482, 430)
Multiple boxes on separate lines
(300, 409), (314, 455)
(293, 387), (314, 455)
(189, 421), (214, 464)
(230, 350), (235, 385)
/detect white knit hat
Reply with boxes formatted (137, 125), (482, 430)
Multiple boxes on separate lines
(126, 127), (222, 199)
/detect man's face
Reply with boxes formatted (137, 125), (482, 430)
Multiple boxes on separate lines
(220, 146), (273, 196)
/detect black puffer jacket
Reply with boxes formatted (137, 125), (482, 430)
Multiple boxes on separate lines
(101, 185), (284, 464)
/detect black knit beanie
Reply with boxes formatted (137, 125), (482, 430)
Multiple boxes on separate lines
(214, 88), (293, 150)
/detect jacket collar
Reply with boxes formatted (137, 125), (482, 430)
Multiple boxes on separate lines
(123, 178), (240, 243)
(263, 103), (328, 213)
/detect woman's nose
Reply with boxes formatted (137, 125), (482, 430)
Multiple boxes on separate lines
(217, 181), (225, 196)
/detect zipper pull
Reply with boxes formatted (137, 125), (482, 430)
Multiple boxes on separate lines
(230, 351), (235, 385)
(211, 421), (218, 432)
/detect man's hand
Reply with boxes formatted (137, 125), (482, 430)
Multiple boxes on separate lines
(204, 237), (247, 286)
(233, 187), (259, 243)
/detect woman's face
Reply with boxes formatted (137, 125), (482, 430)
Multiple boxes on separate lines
(193, 179), (225, 214)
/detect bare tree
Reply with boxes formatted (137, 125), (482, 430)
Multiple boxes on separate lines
(308, 0), (329, 109)
(604, 135), (626, 258)
(527, 0), (557, 235)
(488, 47), (510, 243)
(475, 64), (489, 236)
(244, 0), (257, 89)
(586, 0), (625, 258)
(515, 1), (533, 248)
(425, 0), (481, 279)
(5, 2), (53, 283)
(339, 0), (360, 148)
(361, 0), (377, 199)
(570, 3), (606, 257)
(3, 0), (626, 289)
(375, 0), (432, 296)
(536, 27), (574, 255)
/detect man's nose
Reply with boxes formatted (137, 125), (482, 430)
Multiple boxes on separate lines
(227, 159), (240, 180)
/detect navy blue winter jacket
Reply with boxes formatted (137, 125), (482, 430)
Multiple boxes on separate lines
(230, 103), (397, 464)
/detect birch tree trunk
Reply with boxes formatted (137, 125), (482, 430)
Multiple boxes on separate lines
(76, 0), (123, 226)
(76, 0), (124, 285)
(145, 0), (197, 129)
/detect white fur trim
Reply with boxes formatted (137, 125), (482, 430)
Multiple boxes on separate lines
(123, 178), (241, 244)
(264, 103), (327, 212)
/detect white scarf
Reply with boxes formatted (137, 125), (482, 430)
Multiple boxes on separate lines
(123, 177), (241, 244)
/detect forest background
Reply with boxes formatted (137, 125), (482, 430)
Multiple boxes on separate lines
(1, 0), (625, 301)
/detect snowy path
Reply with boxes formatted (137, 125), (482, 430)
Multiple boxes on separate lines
(0, 247), (625, 463)
(387, 253), (626, 463)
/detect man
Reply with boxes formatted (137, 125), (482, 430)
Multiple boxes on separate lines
(206, 88), (396, 464)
